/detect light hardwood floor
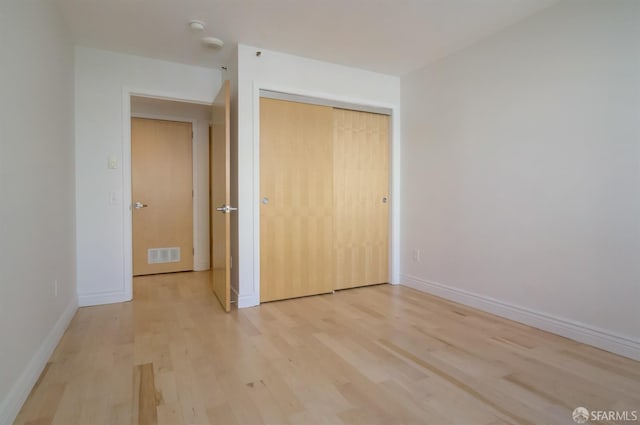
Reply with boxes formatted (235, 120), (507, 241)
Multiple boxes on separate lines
(14, 272), (640, 425)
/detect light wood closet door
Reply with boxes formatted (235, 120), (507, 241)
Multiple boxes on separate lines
(333, 109), (389, 289)
(260, 98), (335, 302)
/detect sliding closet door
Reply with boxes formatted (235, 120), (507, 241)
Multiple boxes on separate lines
(260, 98), (335, 302)
(333, 108), (389, 289)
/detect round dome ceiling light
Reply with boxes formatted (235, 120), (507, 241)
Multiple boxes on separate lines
(188, 20), (206, 31)
(202, 36), (224, 49)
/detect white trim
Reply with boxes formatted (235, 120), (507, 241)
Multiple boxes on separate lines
(248, 82), (401, 307)
(125, 90), (211, 106)
(238, 294), (260, 309)
(130, 111), (207, 271)
(0, 298), (78, 425)
(131, 112), (198, 121)
(389, 106), (401, 286)
(251, 81), (261, 303)
(194, 261), (210, 272)
(260, 89), (392, 115)
(78, 290), (130, 307)
(122, 88), (133, 303)
(401, 274), (640, 361)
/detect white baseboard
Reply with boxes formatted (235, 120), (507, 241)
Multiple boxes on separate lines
(0, 297), (78, 425)
(78, 290), (130, 307)
(193, 262), (210, 272)
(401, 274), (640, 361)
(238, 293), (259, 309)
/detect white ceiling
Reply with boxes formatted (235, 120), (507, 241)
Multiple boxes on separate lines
(55, 0), (558, 76)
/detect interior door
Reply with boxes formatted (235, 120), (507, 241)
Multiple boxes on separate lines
(333, 109), (389, 289)
(260, 98), (335, 302)
(131, 118), (193, 275)
(210, 80), (232, 312)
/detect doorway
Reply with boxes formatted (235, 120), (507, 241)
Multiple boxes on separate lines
(130, 96), (212, 277)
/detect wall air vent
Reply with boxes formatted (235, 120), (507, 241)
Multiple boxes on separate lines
(147, 247), (181, 264)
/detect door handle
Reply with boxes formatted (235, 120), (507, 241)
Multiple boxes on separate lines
(133, 201), (148, 209)
(216, 204), (238, 214)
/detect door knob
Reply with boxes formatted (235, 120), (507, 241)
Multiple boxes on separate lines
(216, 204), (238, 214)
(133, 202), (148, 209)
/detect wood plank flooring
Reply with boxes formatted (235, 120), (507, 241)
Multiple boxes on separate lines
(13, 271), (640, 425)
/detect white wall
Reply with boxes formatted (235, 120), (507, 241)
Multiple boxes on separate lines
(75, 47), (221, 306)
(401, 0), (640, 359)
(0, 2), (77, 424)
(236, 44), (401, 307)
(131, 97), (212, 271)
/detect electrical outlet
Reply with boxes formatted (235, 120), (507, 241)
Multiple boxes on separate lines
(412, 249), (421, 263)
(53, 279), (58, 297)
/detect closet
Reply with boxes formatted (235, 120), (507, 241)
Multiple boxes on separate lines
(260, 97), (389, 303)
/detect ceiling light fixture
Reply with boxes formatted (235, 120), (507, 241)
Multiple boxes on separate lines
(188, 20), (206, 31)
(202, 36), (224, 49)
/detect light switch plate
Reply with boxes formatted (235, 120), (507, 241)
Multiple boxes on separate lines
(107, 155), (118, 169)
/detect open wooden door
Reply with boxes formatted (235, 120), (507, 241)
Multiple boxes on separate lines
(210, 80), (233, 312)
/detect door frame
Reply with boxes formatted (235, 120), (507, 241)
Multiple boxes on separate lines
(122, 87), (211, 300)
(251, 83), (401, 306)
(130, 113), (199, 274)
